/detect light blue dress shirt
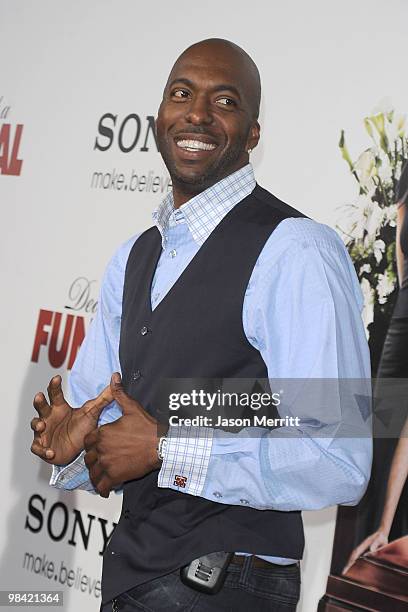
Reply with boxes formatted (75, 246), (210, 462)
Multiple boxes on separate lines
(50, 163), (372, 565)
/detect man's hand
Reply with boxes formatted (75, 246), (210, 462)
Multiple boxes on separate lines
(30, 375), (113, 466)
(84, 372), (162, 498)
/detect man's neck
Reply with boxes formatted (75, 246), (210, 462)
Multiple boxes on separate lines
(172, 182), (214, 209)
(171, 161), (250, 209)
(172, 188), (198, 209)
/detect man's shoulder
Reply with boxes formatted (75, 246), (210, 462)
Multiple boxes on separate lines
(255, 206), (348, 272)
(272, 216), (345, 248)
(104, 224), (162, 279)
(102, 232), (144, 287)
(109, 233), (141, 269)
(253, 184), (308, 221)
(253, 184), (343, 248)
(252, 214), (361, 305)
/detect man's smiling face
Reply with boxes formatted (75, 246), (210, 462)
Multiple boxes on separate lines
(156, 39), (261, 195)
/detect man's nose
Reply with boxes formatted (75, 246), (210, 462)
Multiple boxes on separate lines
(185, 95), (213, 126)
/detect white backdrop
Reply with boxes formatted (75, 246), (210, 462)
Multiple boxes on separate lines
(1, 1), (407, 610)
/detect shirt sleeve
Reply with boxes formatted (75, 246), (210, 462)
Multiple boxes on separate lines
(50, 235), (139, 490)
(158, 218), (373, 511)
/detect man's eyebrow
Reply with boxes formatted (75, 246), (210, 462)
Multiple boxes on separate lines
(212, 84), (241, 99)
(168, 77), (195, 90)
(168, 78), (241, 99)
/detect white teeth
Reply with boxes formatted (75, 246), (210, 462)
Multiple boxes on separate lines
(176, 139), (216, 151)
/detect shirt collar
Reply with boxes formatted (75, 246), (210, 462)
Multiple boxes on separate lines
(152, 163), (256, 247)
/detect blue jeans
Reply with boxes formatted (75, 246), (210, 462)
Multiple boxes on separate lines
(101, 557), (301, 611)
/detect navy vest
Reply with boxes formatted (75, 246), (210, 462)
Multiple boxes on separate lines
(102, 184), (306, 602)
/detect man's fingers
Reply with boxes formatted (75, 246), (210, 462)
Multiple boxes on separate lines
(30, 439), (45, 458)
(95, 474), (113, 498)
(89, 461), (105, 486)
(33, 392), (51, 419)
(86, 456), (112, 497)
(110, 372), (139, 415)
(84, 448), (98, 469)
(30, 417), (45, 434)
(83, 385), (114, 421)
(84, 429), (98, 452)
(30, 439), (55, 461)
(47, 375), (65, 406)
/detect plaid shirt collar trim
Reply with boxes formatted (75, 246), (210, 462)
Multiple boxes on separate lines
(152, 164), (256, 247)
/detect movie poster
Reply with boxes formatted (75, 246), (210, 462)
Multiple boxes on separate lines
(320, 106), (408, 610)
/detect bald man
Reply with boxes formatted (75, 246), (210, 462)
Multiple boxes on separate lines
(31, 39), (372, 611)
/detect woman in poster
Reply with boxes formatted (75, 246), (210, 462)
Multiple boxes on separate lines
(344, 162), (408, 572)
(343, 420), (407, 571)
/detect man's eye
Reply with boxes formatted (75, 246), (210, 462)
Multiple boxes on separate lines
(172, 89), (189, 99)
(217, 97), (236, 107)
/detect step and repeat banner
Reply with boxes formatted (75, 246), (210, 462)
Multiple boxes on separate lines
(1, 1), (407, 610)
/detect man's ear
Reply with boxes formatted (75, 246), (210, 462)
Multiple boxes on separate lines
(247, 121), (260, 152)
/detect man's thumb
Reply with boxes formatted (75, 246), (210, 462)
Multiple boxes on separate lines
(83, 385), (114, 420)
(110, 372), (135, 414)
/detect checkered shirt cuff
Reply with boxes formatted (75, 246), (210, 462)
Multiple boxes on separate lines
(157, 425), (213, 496)
(49, 451), (96, 492)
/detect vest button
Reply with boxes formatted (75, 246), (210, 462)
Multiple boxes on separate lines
(132, 370), (142, 381)
(140, 326), (149, 336)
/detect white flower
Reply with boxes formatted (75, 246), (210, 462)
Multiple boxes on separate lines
(354, 149), (377, 192)
(365, 200), (385, 239)
(354, 149), (375, 174)
(342, 194), (379, 243)
(384, 203), (397, 227)
(377, 272), (396, 304)
(378, 161), (392, 183)
(373, 239), (386, 263)
(349, 212), (367, 242)
(360, 277), (374, 338)
(360, 263), (372, 274)
(387, 111), (406, 142)
(337, 203), (366, 243)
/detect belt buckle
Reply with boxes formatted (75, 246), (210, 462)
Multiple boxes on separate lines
(112, 598), (119, 612)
